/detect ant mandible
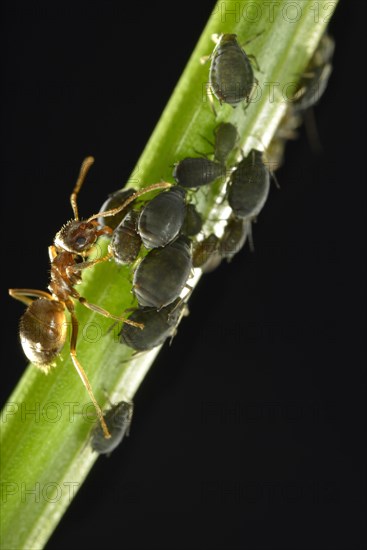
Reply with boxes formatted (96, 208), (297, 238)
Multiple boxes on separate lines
(9, 157), (171, 439)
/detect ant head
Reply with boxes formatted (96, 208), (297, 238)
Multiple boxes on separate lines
(54, 220), (98, 254)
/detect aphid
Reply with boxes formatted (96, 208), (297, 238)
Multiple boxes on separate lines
(209, 34), (257, 107)
(173, 157), (225, 188)
(228, 149), (270, 220)
(294, 32), (335, 112)
(133, 236), (192, 308)
(98, 188), (136, 230)
(91, 401), (133, 455)
(214, 122), (239, 164)
(181, 203), (203, 237)
(119, 298), (188, 351)
(219, 217), (250, 262)
(9, 157), (171, 438)
(193, 234), (222, 273)
(266, 105), (302, 171)
(138, 187), (186, 248)
(110, 210), (142, 265)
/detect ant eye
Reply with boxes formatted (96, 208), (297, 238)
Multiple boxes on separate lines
(75, 236), (87, 249)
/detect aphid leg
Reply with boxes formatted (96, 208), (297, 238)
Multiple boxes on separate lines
(247, 54), (261, 72)
(200, 54), (211, 65)
(70, 156), (95, 221)
(66, 301), (111, 439)
(77, 297), (144, 329)
(192, 147), (212, 159)
(303, 108), (323, 155)
(247, 221), (255, 253)
(207, 90), (218, 117)
(8, 288), (53, 306)
(118, 350), (147, 364)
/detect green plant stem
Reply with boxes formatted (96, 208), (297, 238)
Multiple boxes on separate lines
(0, 1), (338, 548)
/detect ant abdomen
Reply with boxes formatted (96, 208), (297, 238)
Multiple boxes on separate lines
(19, 299), (67, 372)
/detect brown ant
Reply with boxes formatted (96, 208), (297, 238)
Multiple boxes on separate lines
(9, 157), (171, 439)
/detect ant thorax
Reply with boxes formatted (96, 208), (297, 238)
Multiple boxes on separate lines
(54, 219), (99, 255)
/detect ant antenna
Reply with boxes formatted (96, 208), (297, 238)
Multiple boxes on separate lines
(70, 156), (95, 221)
(88, 182), (172, 222)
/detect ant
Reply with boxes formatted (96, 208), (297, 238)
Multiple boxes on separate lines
(9, 157), (171, 439)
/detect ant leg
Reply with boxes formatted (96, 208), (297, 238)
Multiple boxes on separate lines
(77, 296), (144, 329)
(70, 157), (95, 221)
(66, 251), (113, 278)
(66, 302), (111, 439)
(49, 245), (57, 261)
(9, 288), (53, 306)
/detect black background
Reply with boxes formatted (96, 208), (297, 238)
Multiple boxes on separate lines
(1, 1), (365, 549)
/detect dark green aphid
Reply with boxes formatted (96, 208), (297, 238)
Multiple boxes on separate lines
(181, 204), (203, 237)
(209, 34), (255, 106)
(214, 122), (239, 164)
(110, 210), (142, 265)
(228, 149), (270, 220)
(138, 187), (186, 249)
(91, 401), (133, 455)
(173, 157), (225, 188)
(119, 298), (187, 351)
(266, 105), (302, 171)
(193, 234), (222, 273)
(219, 217), (250, 262)
(98, 188), (136, 230)
(294, 32), (335, 112)
(133, 236), (192, 309)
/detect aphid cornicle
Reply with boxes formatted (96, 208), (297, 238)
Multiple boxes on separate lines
(173, 157), (225, 188)
(209, 34), (256, 106)
(133, 236), (192, 309)
(91, 401), (133, 455)
(214, 122), (239, 164)
(119, 298), (188, 352)
(228, 149), (270, 220)
(138, 187), (186, 248)
(9, 157), (172, 439)
(98, 187), (136, 230)
(110, 210), (142, 265)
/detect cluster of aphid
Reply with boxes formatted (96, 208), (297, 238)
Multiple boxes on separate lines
(267, 32), (335, 170)
(10, 32), (334, 454)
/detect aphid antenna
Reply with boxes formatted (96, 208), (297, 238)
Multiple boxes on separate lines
(240, 29), (264, 48)
(199, 133), (215, 148)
